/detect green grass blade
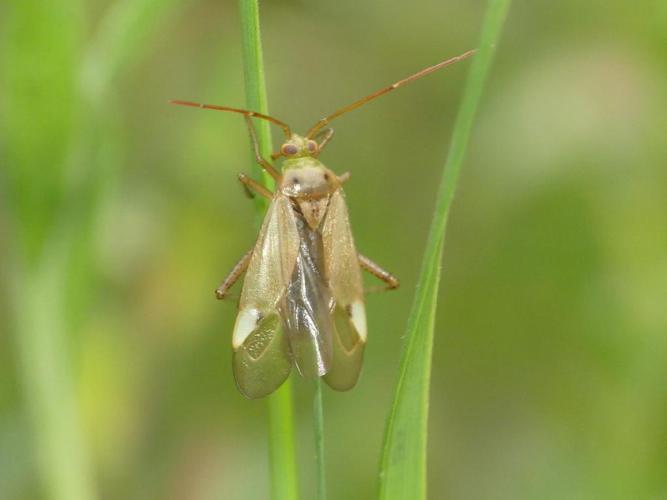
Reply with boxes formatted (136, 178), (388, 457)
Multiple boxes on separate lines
(237, 1), (299, 499)
(9, 241), (98, 500)
(238, 0), (276, 210)
(314, 379), (327, 500)
(2, 3), (97, 500)
(378, 1), (511, 498)
(2, 0), (84, 262)
(266, 382), (299, 500)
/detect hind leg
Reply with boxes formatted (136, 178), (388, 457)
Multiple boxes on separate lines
(358, 253), (400, 290)
(216, 249), (253, 299)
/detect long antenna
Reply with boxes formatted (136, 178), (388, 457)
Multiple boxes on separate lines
(170, 100), (292, 137)
(305, 49), (476, 139)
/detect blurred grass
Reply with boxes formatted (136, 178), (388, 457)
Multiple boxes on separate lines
(4, 2), (96, 499)
(2, 0), (185, 499)
(378, 1), (510, 498)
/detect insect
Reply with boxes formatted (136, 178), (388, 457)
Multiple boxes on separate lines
(172, 49), (474, 399)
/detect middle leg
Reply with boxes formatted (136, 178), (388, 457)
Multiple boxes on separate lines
(314, 128), (335, 155)
(358, 253), (400, 290)
(216, 249), (253, 300)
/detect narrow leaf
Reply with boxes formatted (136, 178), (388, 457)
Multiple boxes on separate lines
(378, 1), (512, 498)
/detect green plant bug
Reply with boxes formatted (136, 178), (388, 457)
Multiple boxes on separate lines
(172, 49), (475, 398)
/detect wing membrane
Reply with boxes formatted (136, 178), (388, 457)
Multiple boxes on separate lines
(320, 189), (366, 391)
(280, 213), (334, 378)
(232, 194), (299, 398)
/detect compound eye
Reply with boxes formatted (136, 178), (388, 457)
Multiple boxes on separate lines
(281, 143), (299, 156)
(306, 140), (319, 154)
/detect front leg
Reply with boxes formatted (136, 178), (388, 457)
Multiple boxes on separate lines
(216, 249), (253, 299)
(243, 116), (281, 181)
(337, 172), (351, 185)
(314, 127), (334, 155)
(238, 172), (273, 200)
(358, 253), (400, 290)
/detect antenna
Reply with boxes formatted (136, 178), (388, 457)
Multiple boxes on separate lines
(305, 49), (476, 139)
(170, 100), (292, 138)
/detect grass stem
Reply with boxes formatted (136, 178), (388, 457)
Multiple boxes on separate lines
(237, 1), (299, 499)
(314, 378), (327, 500)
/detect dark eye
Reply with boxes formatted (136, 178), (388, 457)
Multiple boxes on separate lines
(306, 140), (318, 153)
(281, 143), (299, 156)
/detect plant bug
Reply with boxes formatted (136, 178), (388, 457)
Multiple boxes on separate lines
(172, 49), (475, 399)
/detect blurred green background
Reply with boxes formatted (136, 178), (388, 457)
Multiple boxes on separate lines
(1, 0), (666, 499)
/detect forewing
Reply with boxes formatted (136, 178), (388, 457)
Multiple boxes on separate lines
(232, 194), (299, 399)
(320, 189), (366, 391)
(280, 214), (334, 379)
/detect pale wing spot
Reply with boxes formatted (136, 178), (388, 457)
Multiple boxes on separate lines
(349, 301), (367, 342)
(233, 307), (260, 349)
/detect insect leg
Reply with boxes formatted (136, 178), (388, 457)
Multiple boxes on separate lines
(239, 173), (273, 200)
(337, 172), (351, 184)
(314, 128), (335, 155)
(243, 115), (282, 181)
(358, 253), (400, 290)
(216, 249), (253, 300)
